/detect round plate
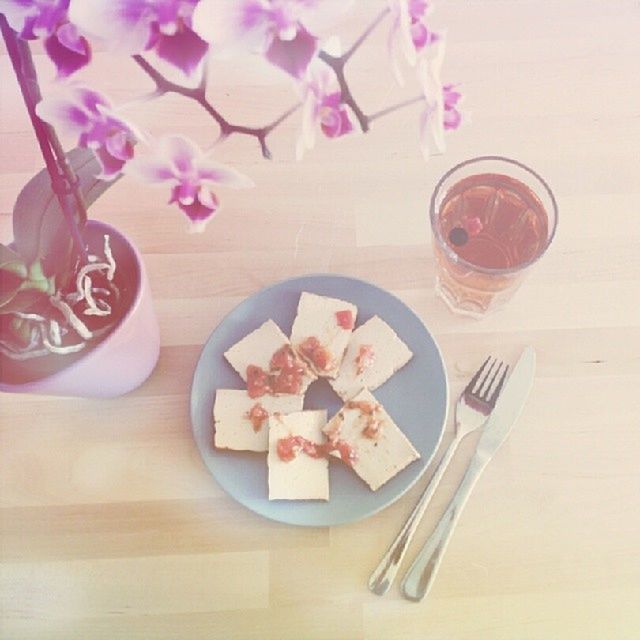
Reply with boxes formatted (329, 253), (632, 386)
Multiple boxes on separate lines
(190, 274), (449, 526)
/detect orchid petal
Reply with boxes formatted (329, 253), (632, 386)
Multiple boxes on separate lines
(126, 134), (251, 227)
(2, 0), (67, 39)
(154, 27), (209, 76)
(157, 135), (199, 174)
(197, 187), (218, 211)
(301, 0), (354, 34)
(443, 106), (462, 130)
(92, 145), (128, 181)
(55, 21), (85, 55)
(171, 182), (198, 205)
(171, 185), (219, 232)
(44, 26), (91, 78)
(0, 2), (39, 37)
(398, 0), (417, 67)
(35, 97), (90, 135)
(387, 17), (406, 86)
(417, 40), (446, 159)
(104, 129), (134, 162)
(74, 87), (111, 115)
(320, 105), (353, 139)
(68, 0), (155, 55)
(192, 0), (271, 53)
(124, 157), (175, 184)
(198, 163), (255, 189)
(296, 89), (319, 160)
(265, 26), (317, 78)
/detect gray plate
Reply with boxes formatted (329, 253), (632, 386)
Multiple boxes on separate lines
(190, 274), (449, 526)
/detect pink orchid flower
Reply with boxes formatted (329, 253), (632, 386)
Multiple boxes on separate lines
(416, 40), (461, 160)
(296, 55), (354, 160)
(36, 86), (137, 179)
(442, 83), (462, 130)
(193, 0), (351, 78)
(68, 0), (208, 77)
(125, 135), (254, 232)
(387, 0), (439, 84)
(2, 0), (91, 77)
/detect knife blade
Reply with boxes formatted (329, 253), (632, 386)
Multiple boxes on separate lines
(401, 346), (536, 601)
(474, 345), (536, 460)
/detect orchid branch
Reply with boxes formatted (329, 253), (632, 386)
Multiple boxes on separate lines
(132, 54), (300, 159)
(1, 16), (88, 261)
(317, 7), (391, 133)
(342, 7), (390, 62)
(318, 51), (370, 133)
(368, 95), (425, 123)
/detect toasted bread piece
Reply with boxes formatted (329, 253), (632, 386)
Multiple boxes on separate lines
(323, 389), (419, 491)
(224, 319), (316, 394)
(213, 389), (304, 452)
(290, 292), (357, 378)
(330, 316), (413, 401)
(268, 410), (329, 500)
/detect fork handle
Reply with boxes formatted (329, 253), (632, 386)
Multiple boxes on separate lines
(401, 452), (488, 601)
(367, 434), (462, 595)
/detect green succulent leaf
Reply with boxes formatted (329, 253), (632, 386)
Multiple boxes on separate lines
(12, 147), (121, 278)
(1, 244), (28, 309)
(0, 243), (27, 277)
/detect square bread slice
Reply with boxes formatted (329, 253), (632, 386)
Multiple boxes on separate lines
(268, 410), (329, 500)
(224, 319), (316, 395)
(213, 389), (304, 452)
(289, 292), (358, 378)
(330, 315), (413, 401)
(323, 389), (419, 491)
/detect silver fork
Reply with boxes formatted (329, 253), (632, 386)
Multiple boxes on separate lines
(368, 356), (509, 596)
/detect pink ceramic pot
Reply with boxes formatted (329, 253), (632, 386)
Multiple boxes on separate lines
(0, 221), (160, 398)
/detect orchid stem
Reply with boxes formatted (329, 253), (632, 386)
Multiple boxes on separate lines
(1, 16), (88, 262)
(368, 94), (424, 122)
(316, 8), (391, 134)
(266, 102), (301, 134)
(132, 54), (297, 159)
(343, 8), (390, 62)
(318, 51), (369, 133)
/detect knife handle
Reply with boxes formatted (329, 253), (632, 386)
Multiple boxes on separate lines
(368, 433), (462, 595)
(401, 452), (489, 601)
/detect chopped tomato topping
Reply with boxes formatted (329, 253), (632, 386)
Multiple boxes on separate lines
(270, 344), (296, 370)
(276, 436), (298, 462)
(298, 336), (333, 372)
(247, 345), (306, 398)
(276, 435), (357, 466)
(323, 412), (344, 442)
(277, 435), (323, 462)
(246, 365), (271, 398)
(345, 399), (380, 415)
(272, 367), (304, 395)
(270, 344), (306, 394)
(362, 416), (383, 440)
(355, 344), (375, 375)
(333, 440), (358, 465)
(335, 309), (354, 330)
(345, 399), (383, 439)
(246, 403), (269, 432)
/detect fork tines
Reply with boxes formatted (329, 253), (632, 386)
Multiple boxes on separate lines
(465, 356), (510, 405)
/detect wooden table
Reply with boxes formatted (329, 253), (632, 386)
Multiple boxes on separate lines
(2, 1), (639, 638)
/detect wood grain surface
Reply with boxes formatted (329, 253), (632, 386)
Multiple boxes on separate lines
(1, 1), (640, 638)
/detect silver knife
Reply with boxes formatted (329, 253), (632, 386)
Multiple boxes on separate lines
(401, 346), (536, 602)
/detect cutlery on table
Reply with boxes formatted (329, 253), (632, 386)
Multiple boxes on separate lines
(368, 355), (510, 596)
(401, 346), (536, 601)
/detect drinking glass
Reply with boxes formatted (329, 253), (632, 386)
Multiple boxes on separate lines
(429, 156), (558, 317)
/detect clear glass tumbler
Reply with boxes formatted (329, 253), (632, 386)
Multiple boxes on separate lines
(430, 156), (558, 317)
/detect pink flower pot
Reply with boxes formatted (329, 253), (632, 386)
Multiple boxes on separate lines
(0, 221), (160, 398)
